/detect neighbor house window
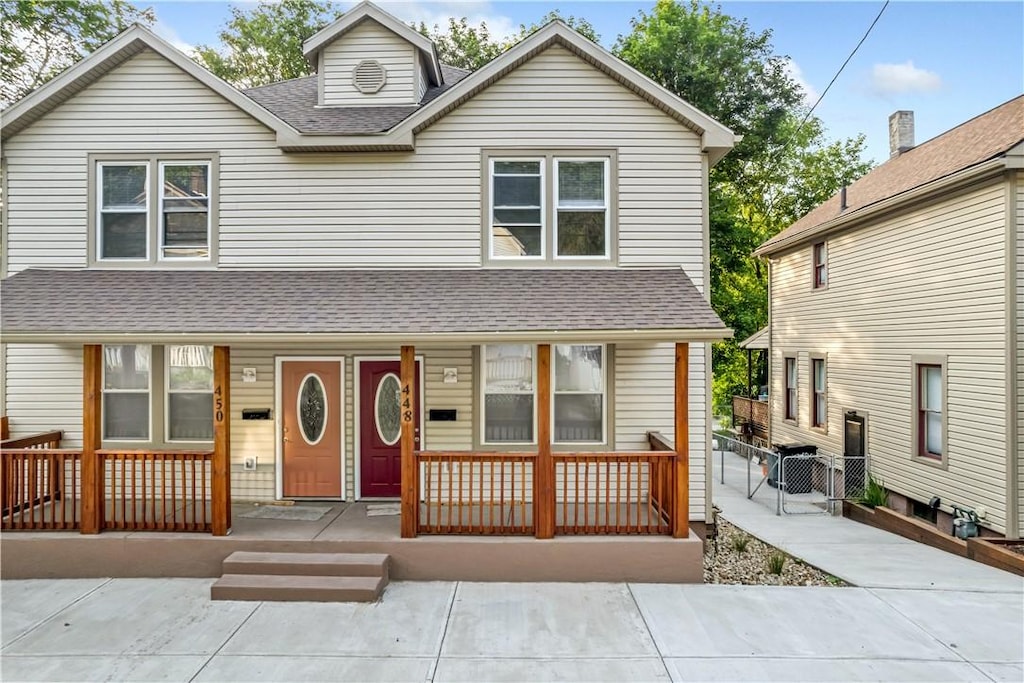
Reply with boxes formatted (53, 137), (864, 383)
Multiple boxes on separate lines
(93, 155), (215, 264)
(103, 344), (151, 440)
(166, 345), (214, 441)
(917, 364), (943, 460)
(553, 344), (606, 443)
(482, 344), (535, 443)
(813, 242), (828, 288)
(811, 356), (826, 429)
(784, 357), (798, 421)
(486, 151), (615, 262)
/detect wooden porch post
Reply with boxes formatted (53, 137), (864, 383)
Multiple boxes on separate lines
(212, 346), (231, 536)
(673, 342), (690, 538)
(535, 344), (554, 539)
(81, 344), (103, 534)
(400, 345), (419, 538)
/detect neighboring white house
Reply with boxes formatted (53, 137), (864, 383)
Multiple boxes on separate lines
(756, 97), (1023, 539)
(0, 3), (735, 542)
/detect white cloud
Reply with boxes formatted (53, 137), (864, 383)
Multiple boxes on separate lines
(868, 60), (942, 96)
(783, 58), (819, 106)
(368, 1), (517, 41)
(152, 19), (195, 54)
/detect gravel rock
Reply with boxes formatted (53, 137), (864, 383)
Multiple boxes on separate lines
(704, 517), (848, 586)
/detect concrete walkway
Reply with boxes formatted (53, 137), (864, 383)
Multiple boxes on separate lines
(2, 577), (1023, 682)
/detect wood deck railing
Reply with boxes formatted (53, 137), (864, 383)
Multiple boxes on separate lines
(416, 451), (534, 535)
(99, 450), (213, 532)
(1, 448), (82, 530)
(732, 396), (769, 439)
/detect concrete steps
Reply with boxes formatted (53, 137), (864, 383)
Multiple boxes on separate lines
(211, 552), (389, 602)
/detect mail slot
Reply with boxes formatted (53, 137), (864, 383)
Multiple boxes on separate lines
(428, 409), (457, 422)
(242, 409), (272, 420)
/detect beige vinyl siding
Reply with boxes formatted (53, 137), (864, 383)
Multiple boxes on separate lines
(3, 344), (83, 447)
(770, 180), (1010, 531)
(1016, 171), (1024, 536)
(413, 51), (428, 102)
(321, 21), (416, 106)
(3, 46), (705, 282)
(615, 341), (707, 522)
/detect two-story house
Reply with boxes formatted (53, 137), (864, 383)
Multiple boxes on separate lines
(756, 97), (1023, 540)
(0, 2), (735, 580)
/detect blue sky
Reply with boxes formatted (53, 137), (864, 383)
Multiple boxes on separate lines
(149, 1), (1023, 164)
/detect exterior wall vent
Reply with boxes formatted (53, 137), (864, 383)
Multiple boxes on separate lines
(352, 60), (387, 94)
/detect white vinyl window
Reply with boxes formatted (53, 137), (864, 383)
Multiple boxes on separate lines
(554, 159), (609, 258)
(166, 345), (214, 441)
(103, 345), (152, 440)
(918, 364), (943, 459)
(159, 162), (211, 260)
(481, 344), (536, 444)
(553, 344), (606, 443)
(489, 159), (544, 259)
(98, 163), (149, 260)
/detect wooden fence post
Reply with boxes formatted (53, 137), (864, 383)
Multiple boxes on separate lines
(673, 342), (690, 538)
(400, 345), (418, 538)
(81, 344), (103, 534)
(212, 346), (231, 536)
(535, 344), (554, 539)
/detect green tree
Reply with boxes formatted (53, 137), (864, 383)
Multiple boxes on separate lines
(1, 0), (154, 106)
(513, 11), (600, 43)
(193, 0), (342, 89)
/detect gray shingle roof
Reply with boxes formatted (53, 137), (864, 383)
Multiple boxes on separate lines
(243, 65), (471, 134)
(0, 268), (727, 339)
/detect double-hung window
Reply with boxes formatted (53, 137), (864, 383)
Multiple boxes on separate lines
(917, 364), (943, 460)
(482, 344), (536, 443)
(553, 344), (605, 443)
(166, 345), (215, 441)
(103, 344), (152, 440)
(93, 155), (215, 264)
(784, 357), (798, 421)
(813, 242), (828, 289)
(811, 356), (827, 429)
(487, 152), (614, 262)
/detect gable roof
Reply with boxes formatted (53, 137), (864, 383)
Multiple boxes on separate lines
(302, 1), (443, 86)
(756, 96), (1024, 256)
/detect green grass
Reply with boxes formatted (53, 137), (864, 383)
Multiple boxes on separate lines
(858, 475), (888, 508)
(767, 552), (786, 575)
(731, 534), (750, 553)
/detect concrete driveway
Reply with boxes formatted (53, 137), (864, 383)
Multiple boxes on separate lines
(2, 578), (1021, 682)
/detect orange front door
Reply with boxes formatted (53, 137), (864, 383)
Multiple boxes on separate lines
(281, 360), (342, 498)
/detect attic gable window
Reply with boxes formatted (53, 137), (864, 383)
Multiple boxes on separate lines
(91, 154), (217, 267)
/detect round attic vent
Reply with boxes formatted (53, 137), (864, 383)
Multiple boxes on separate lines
(352, 60), (387, 94)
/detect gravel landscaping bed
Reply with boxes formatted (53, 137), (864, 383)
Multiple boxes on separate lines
(705, 517), (848, 586)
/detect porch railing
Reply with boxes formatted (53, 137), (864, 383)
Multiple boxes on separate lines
(99, 450), (213, 532)
(1, 448), (82, 530)
(732, 395), (769, 439)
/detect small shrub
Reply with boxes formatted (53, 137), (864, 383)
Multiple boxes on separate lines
(731, 534), (750, 553)
(859, 475), (888, 508)
(767, 552), (786, 575)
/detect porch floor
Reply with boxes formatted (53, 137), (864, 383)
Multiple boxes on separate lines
(1, 502), (704, 583)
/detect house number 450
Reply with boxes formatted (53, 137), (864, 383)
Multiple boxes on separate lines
(215, 385), (225, 422)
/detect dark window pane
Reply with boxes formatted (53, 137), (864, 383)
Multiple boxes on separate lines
(163, 164), (208, 198)
(554, 394), (603, 442)
(484, 394), (533, 442)
(168, 393), (214, 440)
(102, 165), (146, 209)
(492, 226), (541, 257)
(101, 213), (147, 258)
(163, 211), (209, 245)
(494, 161), (540, 174)
(493, 208), (541, 226)
(494, 175), (541, 206)
(557, 211), (606, 256)
(299, 375), (327, 444)
(558, 161), (604, 206)
(104, 393), (149, 440)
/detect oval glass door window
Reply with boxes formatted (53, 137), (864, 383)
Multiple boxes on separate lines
(375, 372), (402, 446)
(297, 374), (327, 445)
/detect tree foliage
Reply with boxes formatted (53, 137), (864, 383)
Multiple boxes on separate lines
(1, 0), (154, 106)
(193, 0), (342, 88)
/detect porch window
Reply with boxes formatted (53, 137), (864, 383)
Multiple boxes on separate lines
(811, 356), (827, 429)
(553, 344), (605, 443)
(482, 344), (535, 443)
(813, 242), (828, 289)
(917, 364), (943, 459)
(784, 356), (797, 421)
(166, 345), (214, 441)
(103, 345), (151, 440)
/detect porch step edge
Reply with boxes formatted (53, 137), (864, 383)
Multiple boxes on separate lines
(211, 574), (385, 602)
(222, 551), (389, 578)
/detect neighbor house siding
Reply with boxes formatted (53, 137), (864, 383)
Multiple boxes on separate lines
(321, 20), (416, 106)
(3, 46), (706, 284)
(1016, 171), (1024, 536)
(413, 51), (428, 102)
(769, 179), (1010, 532)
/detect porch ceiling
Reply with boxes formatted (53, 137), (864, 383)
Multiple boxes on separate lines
(0, 268), (730, 343)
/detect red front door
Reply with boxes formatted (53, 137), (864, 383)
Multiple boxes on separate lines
(360, 360), (420, 498)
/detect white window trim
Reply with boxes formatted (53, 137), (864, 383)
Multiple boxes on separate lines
(480, 343), (538, 446)
(157, 161), (212, 262)
(553, 158), (611, 260)
(164, 344), (214, 444)
(552, 343), (608, 445)
(97, 162), (150, 262)
(488, 157), (546, 261)
(102, 344), (153, 442)
(784, 356), (798, 423)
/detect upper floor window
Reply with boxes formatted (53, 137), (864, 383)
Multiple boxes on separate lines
(92, 155), (216, 265)
(486, 151), (615, 263)
(812, 242), (828, 289)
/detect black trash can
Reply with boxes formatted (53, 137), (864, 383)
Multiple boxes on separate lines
(772, 443), (818, 494)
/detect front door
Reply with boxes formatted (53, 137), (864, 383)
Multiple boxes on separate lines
(281, 360), (343, 498)
(360, 360), (420, 498)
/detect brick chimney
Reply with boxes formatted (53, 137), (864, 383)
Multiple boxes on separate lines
(888, 110), (915, 158)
